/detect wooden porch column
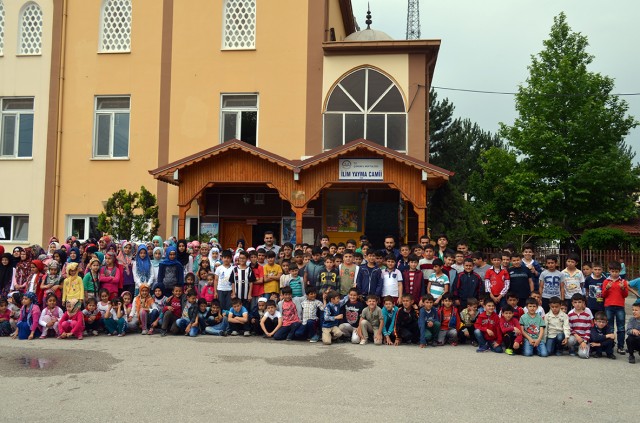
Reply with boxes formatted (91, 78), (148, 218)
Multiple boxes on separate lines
(414, 206), (426, 239)
(178, 205), (188, 240)
(292, 206), (306, 245)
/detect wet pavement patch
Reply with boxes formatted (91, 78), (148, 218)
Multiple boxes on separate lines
(218, 346), (374, 371)
(0, 346), (121, 377)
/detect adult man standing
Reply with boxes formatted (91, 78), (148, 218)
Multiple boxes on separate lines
(257, 231), (280, 255)
(383, 235), (400, 259)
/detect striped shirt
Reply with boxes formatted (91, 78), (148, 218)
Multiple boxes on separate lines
(568, 309), (593, 341)
(428, 273), (449, 300)
(230, 266), (255, 300)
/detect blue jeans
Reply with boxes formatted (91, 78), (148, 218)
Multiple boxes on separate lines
(217, 290), (232, 312)
(605, 306), (626, 347)
(523, 339), (549, 357)
(104, 317), (126, 334)
(473, 329), (503, 352)
(274, 322), (302, 340)
(176, 318), (199, 337)
(545, 333), (565, 355)
(294, 320), (317, 339)
(204, 317), (229, 335)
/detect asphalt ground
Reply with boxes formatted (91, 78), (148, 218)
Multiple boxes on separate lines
(1, 299), (638, 422)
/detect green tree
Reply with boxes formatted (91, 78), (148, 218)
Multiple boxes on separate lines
(427, 90), (502, 247)
(97, 186), (160, 241)
(475, 13), (640, 243)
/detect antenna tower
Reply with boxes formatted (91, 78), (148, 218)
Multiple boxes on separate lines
(406, 0), (421, 40)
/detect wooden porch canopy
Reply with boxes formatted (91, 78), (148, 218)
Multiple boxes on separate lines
(149, 139), (453, 241)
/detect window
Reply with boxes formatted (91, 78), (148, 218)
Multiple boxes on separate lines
(324, 68), (407, 151)
(222, 0), (256, 50)
(172, 216), (199, 239)
(67, 216), (100, 241)
(100, 0), (132, 53)
(0, 215), (29, 242)
(0, 1), (5, 56)
(220, 94), (258, 146)
(93, 96), (130, 158)
(324, 191), (362, 232)
(1, 98), (34, 158)
(19, 2), (43, 55)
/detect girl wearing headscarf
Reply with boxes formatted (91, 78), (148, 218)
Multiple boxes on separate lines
(0, 253), (14, 298)
(12, 291), (41, 340)
(53, 249), (68, 278)
(117, 241), (135, 295)
(82, 258), (101, 301)
(58, 299), (84, 339)
(152, 235), (163, 250)
(62, 262), (84, 305)
(46, 242), (60, 259)
(26, 260), (45, 299)
(40, 261), (63, 305)
(130, 283), (155, 334)
(176, 239), (193, 277)
(157, 246), (184, 297)
(11, 247), (22, 267)
(11, 248), (32, 293)
(98, 236), (111, 254)
(150, 247), (163, 289)
(99, 252), (122, 300)
(132, 245), (153, 295)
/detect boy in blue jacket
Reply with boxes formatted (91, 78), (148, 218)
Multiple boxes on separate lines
(453, 258), (482, 310)
(321, 290), (343, 345)
(356, 251), (383, 298)
(419, 294), (440, 347)
(382, 296), (399, 345)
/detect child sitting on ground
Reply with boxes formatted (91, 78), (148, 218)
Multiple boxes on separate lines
(473, 298), (502, 353)
(322, 290), (344, 345)
(58, 299), (85, 340)
(568, 293), (593, 358)
(358, 295), (383, 345)
(436, 293), (459, 346)
(520, 297), (548, 357)
(458, 298), (479, 346)
(339, 288), (365, 344)
(82, 297), (102, 336)
(274, 287), (301, 340)
(298, 287), (325, 342)
(227, 297), (251, 337)
(251, 297), (268, 336)
(394, 294), (419, 345)
(38, 293), (63, 339)
(0, 298), (12, 337)
(104, 297), (127, 337)
(626, 301), (640, 364)
(499, 305), (522, 355)
(418, 294), (440, 348)
(260, 300), (282, 338)
(381, 296), (399, 346)
(544, 296), (570, 356)
(590, 311), (616, 359)
(12, 292), (41, 340)
(204, 300), (228, 336)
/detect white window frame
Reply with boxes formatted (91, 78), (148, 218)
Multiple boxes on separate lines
(0, 97), (35, 159)
(92, 96), (131, 159)
(18, 2), (43, 56)
(219, 93), (259, 146)
(221, 0), (257, 51)
(66, 215), (99, 242)
(0, 214), (29, 242)
(172, 216), (200, 239)
(323, 68), (408, 152)
(98, 0), (132, 53)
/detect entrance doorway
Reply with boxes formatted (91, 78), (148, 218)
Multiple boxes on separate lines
(365, 190), (400, 249)
(220, 220), (253, 250)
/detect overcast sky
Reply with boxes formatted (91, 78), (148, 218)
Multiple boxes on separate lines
(351, 0), (640, 161)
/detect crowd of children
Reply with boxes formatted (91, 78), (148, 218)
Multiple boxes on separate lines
(1, 233), (639, 364)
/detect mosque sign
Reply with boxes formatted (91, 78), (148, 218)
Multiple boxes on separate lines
(338, 158), (383, 181)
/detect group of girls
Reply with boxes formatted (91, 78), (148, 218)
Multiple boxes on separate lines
(0, 235), (223, 339)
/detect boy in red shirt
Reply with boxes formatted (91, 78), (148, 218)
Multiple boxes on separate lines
(602, 261), (629, 354)
(402, 254), (424, 304)
(484, 252), (510, 310)
(473, 298), (503, 353)
(499, 304), (523, 355)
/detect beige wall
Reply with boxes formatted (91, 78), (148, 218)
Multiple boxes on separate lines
(0, 0), (53, 245)
(55, 0), (163, 237)
(328, 0), (348, 41)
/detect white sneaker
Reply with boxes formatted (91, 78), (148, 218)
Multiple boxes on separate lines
(359, 339), (368, 345)
(230, 331), (239, 336)
(141, 330), (148, 335)
(243, 331), (251, 337)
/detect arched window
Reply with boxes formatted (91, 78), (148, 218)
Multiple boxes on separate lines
(0, 1), (5, 56)
(324, 68), (406, 152)
(100, 0), (132, 52)
(18, 2), (43, 55)
(222, 0), (256, 50)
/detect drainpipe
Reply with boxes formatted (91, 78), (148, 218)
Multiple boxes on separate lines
(52, 0), (68, 236)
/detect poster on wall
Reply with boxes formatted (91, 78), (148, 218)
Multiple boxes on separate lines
(338, 206), (358, 232)
(200, 223), (219, 239)
(282, 217), (296, 244)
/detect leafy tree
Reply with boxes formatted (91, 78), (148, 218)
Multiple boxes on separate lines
(576, 228), (634, 250)
(474, 13), (640, 243)
(427, 90), (502, 248)
(97, 186), (160, 241)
